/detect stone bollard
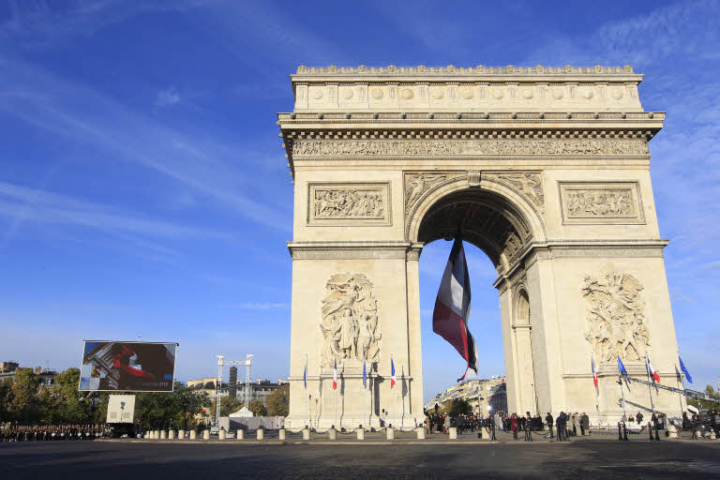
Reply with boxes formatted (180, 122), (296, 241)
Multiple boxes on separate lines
(257, 428), (264, 440)
(219, 429), (226, 440)
(189, 430), (197, 440)
(302, 427), (310, 441)
(160, 430), (166, 440)
(449, 427), (458, 440)
(202, 430), (210, 440)
(152, 430), (158, 439)
(357, 426), (365, 441)
(237, 429), (244, 440)
(386, 426), (395, 440)
(168, 430), (176, 440)
(279, 428), (286, 441)
(695, 430), (702, 439)
(667, 423), (678, 439)
(710, 430), (717, 440)
(328, 426), (337, 440)
(178, 430), (185, 440)
(416, 427), (426, 440)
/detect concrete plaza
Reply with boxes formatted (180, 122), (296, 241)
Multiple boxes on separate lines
(2, 432), (719, 479)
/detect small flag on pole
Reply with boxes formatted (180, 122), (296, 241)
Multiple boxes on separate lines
(679, 356), (693, 384)
(390, 357), (396, 389)
(303, 357), (308, 389)
(362, 361), (367, 389)
(333, 359), (338, 390)
(591, 356), (598, 388)
(617, 354), (629, 379)
(646, 355), (660, 383)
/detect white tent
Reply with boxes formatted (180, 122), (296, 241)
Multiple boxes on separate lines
(229, 406), (254, 417)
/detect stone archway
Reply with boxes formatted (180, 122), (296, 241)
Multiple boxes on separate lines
(279, 65), (684, 430)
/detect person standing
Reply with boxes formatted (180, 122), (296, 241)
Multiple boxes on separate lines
(546, 412), (554, 439)
(511, 414), (519, 440)
(524, 414), (533, 441)
(580, 412), (589, 436)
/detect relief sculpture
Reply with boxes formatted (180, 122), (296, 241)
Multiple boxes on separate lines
(566, 189), (633, 217)
(293, 138), (649, 157)
(494, 173), (544, 208)
(314, 189), (384, 218)
(404, 173), (448, 212)
(582, 264), (649, 362)
(319, 273), (381, 367)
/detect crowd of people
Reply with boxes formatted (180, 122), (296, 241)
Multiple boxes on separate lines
(685, 410), (720, 439)
(0, 423), (109, 442)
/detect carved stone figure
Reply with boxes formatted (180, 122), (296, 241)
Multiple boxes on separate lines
(404, 173), (446, 211)
(314, 189), (384, 218)
(495, 173), (544, 208)
(582, 264), (649, 362)
(566, 189), (634, 217)
(319, 273), (381, 367)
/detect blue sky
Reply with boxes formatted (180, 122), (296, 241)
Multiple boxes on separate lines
(0, 0), (718, 400)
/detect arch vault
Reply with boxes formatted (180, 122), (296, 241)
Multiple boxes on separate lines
(278, 65), (683, 429)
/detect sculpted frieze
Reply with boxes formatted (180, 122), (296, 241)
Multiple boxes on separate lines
(487, 172), (544, 209)
(319, 273), (381, 368)
(583, 264), (649, 362)
(560, 182), (644, 224)
(404, 172), (463, 213)
(293, 138), (649, 157)
(309, 183), (390, 225)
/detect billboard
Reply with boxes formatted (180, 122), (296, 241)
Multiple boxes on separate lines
(79, 341), (177, 392)
(106, 394), (136, 423)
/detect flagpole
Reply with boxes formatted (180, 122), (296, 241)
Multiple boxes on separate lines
(390, 355), (395, 427)
(592, 355), (600, 425)
(304, 355), (310, 429)
(645, 354), (655, 416)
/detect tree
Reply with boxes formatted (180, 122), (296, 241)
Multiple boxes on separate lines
(220, 396), (242, 416)
(688, 385), (720, 410)
(0, 378), (13, 422)
(53, 368), (89, 423)
(444, 398), (471, 416)
(248, 400), (267, 416)
(10, 369), (40, 422)
(266, 385), (289, 417)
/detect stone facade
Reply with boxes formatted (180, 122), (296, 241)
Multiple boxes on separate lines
(278, 65), (684, 430)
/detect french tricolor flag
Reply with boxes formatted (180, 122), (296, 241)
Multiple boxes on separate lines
(390, 357), (396, 389)
(591, 356), (598, 388)
(333, 359), (338, 390)
(433, 237), (479, 382)
(646, 355), (660, 383)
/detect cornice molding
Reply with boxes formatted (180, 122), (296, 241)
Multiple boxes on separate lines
(294, 64), (638, 76)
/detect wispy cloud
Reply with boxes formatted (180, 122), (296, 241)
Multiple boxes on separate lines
(154, 87), (181, 108)
(0, 54), (291, 233)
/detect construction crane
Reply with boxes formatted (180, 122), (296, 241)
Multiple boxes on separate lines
(214, 354), (253, 428)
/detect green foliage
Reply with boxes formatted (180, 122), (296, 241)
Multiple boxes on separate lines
(0, 369), (210, 428)
(11, 369), (40, 422)
(135, 383), (211, 430)
(688, 385), (720, 410)
(444, 398), (471, 416)
(266, 385), (289, 417)
(220, 396), (242, 417)
(248, 400), (267, 416)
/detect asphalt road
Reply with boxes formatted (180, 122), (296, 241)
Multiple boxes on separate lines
(2, 438), (720, 479)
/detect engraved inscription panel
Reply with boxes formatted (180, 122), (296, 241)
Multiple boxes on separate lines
(308, 183), (391, 226)
(559, 182), (644, 224)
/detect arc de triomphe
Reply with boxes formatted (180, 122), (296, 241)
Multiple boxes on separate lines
(277, 65), (684, 430)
